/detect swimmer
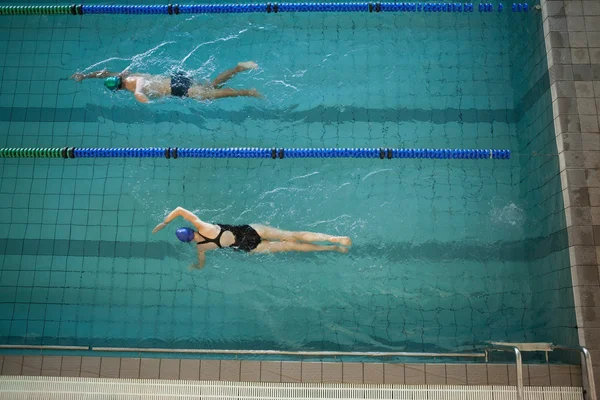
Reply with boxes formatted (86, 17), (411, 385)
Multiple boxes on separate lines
(152, 207), (352, 268)
(71, 61), (262, 103)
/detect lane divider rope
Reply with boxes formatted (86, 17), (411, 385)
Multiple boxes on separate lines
(0, 147), (511, 159)
(0, 2), (529, 15)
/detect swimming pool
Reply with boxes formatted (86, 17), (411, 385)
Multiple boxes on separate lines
(0, 2), (577, 354)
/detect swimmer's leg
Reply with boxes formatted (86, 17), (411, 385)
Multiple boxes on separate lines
(253, 240), (348, 254)
(211, 61), (258, 88)
(251, 224), (352, 246)
(189, 86), (262, 100)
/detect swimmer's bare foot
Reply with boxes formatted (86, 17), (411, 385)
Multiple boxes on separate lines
(238, 61), (258, 71)
(331, 236), (352, 246)
(336, 246), (349, 254)
(248, 89), (263, 99)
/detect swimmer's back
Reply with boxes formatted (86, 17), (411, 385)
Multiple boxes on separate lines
(124, 74), (171, 98)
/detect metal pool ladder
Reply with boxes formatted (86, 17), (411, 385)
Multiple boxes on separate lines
(487, 342), (596, 400)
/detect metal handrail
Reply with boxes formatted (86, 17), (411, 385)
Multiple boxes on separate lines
(93, 347), (488, 358)
(553, 346), (597, 400)
(0, 345), (485, 359)
(486, 345), (524, 400)
(0, 345), (88, 351)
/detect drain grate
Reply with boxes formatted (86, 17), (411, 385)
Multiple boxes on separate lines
(0, 376), (584, 400)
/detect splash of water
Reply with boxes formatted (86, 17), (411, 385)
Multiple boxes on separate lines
(179, 32), (245, 69)
(82, 41), (175, 74)
(490, 202), (525, 226)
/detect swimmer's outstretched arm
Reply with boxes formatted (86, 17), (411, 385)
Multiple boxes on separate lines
(152, 206), (212, 234)
(71, 69), (131, 82)
(71, 69), (119, 82)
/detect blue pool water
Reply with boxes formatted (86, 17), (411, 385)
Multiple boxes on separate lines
(0, 4), (577, 353)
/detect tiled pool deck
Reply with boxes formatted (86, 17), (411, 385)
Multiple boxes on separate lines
(0, 355), (584, 387)
(544, 0), (600, 395)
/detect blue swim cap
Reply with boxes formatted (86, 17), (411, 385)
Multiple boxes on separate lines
(176, 227), (195, 243)
(104, 76), (122, 91)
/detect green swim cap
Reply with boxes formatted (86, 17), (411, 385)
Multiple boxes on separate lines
(104, 76), (121, 91)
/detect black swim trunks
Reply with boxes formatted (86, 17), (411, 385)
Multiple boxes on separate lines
(170, 72), (192, 97)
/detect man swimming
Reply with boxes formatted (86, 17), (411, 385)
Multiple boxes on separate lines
(152, 207), (352, 268)
(71, 61), (261, 103)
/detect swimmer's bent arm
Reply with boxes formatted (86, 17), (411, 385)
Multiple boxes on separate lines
(152, 206), (206, 234)
(153, 207), (209, 270)
(133, 77), (149, 104)
(191, 247), (207, 270)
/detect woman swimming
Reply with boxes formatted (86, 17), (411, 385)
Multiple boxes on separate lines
(71, 61), (261, 104)
(152, 207), (352, 268)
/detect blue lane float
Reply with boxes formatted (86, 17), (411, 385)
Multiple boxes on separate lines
(80, 2), (529, 14)
(0, 147), (512, 160)
(0, 2), (531, 15)
(79, 2), (529, 14)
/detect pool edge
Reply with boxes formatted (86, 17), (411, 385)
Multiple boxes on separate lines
(0, 355), (583, 386)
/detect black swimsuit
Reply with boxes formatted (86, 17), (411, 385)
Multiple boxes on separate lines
(196, 224), (262, 252)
